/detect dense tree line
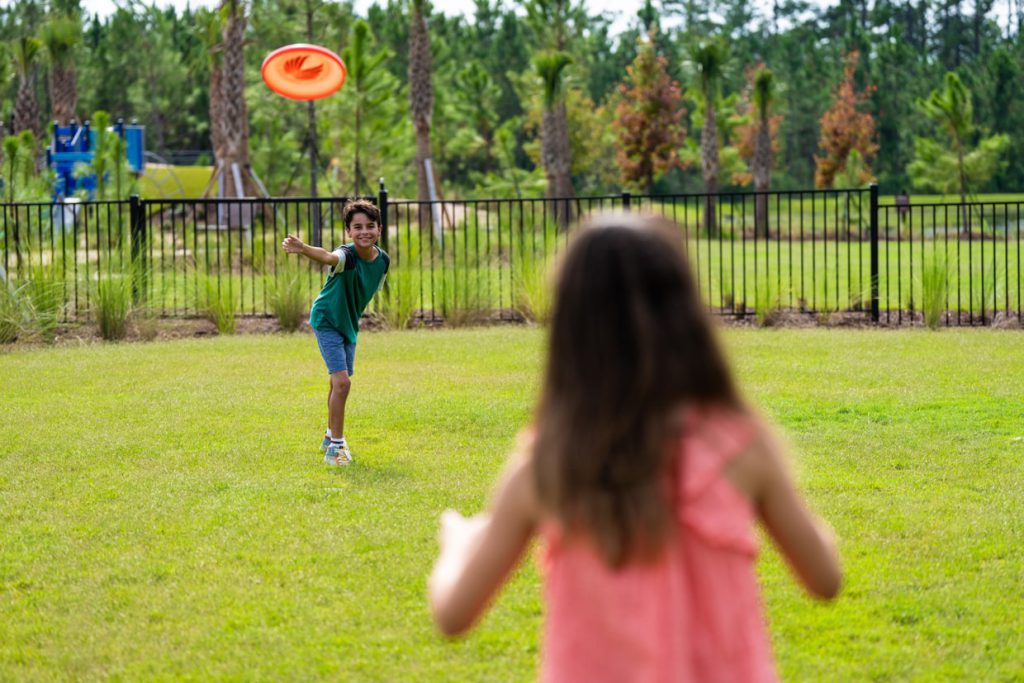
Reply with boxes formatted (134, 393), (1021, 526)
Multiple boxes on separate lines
(0, 0), (1021, 199)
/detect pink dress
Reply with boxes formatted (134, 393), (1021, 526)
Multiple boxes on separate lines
(538, 408), (778, 683)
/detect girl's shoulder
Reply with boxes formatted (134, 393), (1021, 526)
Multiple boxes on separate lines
(676, 403), (767, 502)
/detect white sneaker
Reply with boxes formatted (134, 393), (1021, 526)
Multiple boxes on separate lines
(324, 440), (353, 465)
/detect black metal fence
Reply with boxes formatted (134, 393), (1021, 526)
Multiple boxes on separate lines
(1, 184), (1021, 327)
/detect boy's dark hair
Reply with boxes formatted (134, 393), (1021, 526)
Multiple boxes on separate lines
(342, 199), (381, 228)
(533, 212), (742, 569)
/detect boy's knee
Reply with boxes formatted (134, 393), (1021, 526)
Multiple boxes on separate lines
(330, 372), (351, 392)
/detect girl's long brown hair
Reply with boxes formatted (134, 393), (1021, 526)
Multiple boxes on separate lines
(533, 213), (742, 568)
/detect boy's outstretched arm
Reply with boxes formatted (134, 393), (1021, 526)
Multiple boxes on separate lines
(429, 448), (539, 636)
(281, 234), (340, 267)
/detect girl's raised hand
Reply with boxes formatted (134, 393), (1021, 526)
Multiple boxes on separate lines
(282, 234), (305, 253)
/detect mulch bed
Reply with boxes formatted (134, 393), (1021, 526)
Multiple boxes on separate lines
(3, 308), (1020, 352)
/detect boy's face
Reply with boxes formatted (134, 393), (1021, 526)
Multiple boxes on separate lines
(346, 212), (380, 248)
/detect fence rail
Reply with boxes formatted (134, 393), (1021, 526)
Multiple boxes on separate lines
(1, 185), (1021, 327)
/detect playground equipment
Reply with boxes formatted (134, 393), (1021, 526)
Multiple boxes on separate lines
(47, 118), (145, 201)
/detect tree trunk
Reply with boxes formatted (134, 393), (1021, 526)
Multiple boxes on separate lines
(14, 70), (42, 143)
(208, 63), (226, 163)
(753, 119), (772, 238)
(541, 102), (574, 230)
(50, 63), (77, 124)
(408, 0), (435, 231)
(353, 99), (362, 195)
(415, 121), (432, 229)
(701, 100), (719, 236)
(217, 0), (256, 199)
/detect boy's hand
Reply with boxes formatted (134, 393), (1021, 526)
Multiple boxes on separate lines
(282, 234), (305, 253)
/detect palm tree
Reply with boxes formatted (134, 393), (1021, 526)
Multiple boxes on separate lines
(40, 16), (80, 126)
(919, 72), (972, 206)
(342, 20), (390, 196)
(216, 0), (256, 198)
(408, 0), (434, 229)
(12, 37), (43, 145)
(201, 10), (227, 174)
(751, 66), (775, 238)
(690, 38), (728, 236)
(534, 50), (574, 229)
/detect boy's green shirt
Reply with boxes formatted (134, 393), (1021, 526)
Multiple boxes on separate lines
(309, 244), (390, 343)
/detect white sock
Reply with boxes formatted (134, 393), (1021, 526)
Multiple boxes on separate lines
(325, 428), (332, 438)
(330, 436), (345, 444)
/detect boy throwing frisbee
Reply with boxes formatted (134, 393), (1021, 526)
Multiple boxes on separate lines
(282, 199), (390, 465)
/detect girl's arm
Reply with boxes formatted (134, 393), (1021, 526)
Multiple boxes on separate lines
(429, 448), (539, 636)
(281, 234), (340, 267)
(751, 423), (842, 600)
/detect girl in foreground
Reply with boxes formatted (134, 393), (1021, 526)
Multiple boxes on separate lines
(428, 213), (841, 681)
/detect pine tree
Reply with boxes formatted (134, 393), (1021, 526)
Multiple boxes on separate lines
(814, 51), (878, 189)
(613, 33), (685, 193)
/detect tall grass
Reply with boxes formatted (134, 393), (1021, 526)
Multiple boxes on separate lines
(377, 266), (420, 330)
(922, 251), (949, 329)
(24, 265), (64, 342)
(755, 278), (781, 327)
(0, 279), (27, 343)
(197, 274), (237, 335)
(267, 265), (308, 333)
(437, 259), (491, 327)
(94, 275), (132, 341)
(512, 254), (553, 324)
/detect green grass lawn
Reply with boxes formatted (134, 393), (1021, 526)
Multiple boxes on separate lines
(138, 165), (214, 199)
(1, 328), (1022, 680)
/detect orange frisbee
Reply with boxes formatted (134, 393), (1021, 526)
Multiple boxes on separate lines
(261, 44), (346, 101)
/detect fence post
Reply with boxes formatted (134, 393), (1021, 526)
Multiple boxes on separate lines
(377, 177), (389, 252)
(621, 191), (631, 211)
(129, 194), (147, 303)
(869, 183), (879, 323)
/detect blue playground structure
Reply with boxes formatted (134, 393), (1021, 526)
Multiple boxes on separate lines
(47, 119), (145, 201)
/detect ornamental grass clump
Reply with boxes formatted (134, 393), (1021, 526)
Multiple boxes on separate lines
(267, 266), (307, 333)
(95, 275), (132, 341)
(921, 252), (949, 330)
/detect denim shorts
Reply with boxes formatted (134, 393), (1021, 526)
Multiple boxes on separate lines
(313, 327), (356, 376)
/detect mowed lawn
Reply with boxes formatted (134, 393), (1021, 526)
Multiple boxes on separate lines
(1, 328), (1022, 680)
